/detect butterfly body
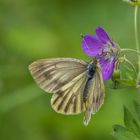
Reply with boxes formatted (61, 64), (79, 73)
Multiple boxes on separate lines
(83, 60), (97, 102)
(29, 58), (105, 126)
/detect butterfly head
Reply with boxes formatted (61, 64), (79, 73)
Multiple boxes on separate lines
(88, 58), (98, 67)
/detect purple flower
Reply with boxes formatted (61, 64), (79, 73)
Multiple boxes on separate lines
(82, 27), (118, 80)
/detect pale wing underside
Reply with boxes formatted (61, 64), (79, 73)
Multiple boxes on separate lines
(92, 66), (105, 113)
(83, 66), (105, 125)
(29, 58), (105, 124)
(29, 58), (87, 94)
(51, 71), (88, 115)
(29, 58), (88, 115)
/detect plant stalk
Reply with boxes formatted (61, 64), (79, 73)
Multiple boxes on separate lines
(134, 6), (140, 71)
(121, 48), (140, 55)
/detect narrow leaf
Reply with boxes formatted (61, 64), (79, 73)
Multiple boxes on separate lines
(134, 101), (140, 121)
(124, 106), (140, 138)
(112, 125), (140, 140)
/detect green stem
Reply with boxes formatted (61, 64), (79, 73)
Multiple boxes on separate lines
(134, 6), (140, 72)
(124, 58), (137, 75)
(134, 6), (139, 52)
(121, 48), (140, 55)
(134, 6), (140, 85)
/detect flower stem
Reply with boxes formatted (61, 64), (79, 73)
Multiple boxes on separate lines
(134, 6), (139, 51)
(121, 48), (140, 55)
(134, 6), (140, 70)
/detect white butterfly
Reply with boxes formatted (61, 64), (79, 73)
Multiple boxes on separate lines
(29, 58), (105, 126)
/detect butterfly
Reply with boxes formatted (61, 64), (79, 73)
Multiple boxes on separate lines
(29, 58), (105, 126)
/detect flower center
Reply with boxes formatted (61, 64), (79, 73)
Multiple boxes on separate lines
(102, 44), (118, 60)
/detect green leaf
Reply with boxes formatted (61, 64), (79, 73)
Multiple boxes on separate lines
(124, 106), (140, 138)
(112, 125), (140, 140)
(134, 101), (140, 121)
(116, 79), (136, 86)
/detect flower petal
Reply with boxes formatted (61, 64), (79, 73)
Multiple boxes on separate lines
(82, 34), (103, 57)
(96, 27), (114, 46)
(99, 57), (115, 80)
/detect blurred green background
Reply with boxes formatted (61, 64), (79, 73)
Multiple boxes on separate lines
(0, 0), (140, 140)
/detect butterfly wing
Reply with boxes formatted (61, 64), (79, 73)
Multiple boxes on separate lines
(83, 64), (105, 126)
(29, 58), (88, 114)
(29, 58), (105, 125)
(51, 71), (88, 115)
(92, 65), (105, 113)
(29, 58), (87, 93)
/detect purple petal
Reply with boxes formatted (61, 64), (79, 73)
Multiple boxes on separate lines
(99, 57), (115, 80)
(82, 34), (103, 57)
(96, 27), (114, 46)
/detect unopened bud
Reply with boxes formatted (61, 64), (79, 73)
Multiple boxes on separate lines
(112, 70), (121, 89)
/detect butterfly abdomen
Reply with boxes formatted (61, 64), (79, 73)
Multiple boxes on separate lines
(83, 62), (96, 102)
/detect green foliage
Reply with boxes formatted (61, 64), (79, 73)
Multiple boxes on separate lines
(134, 101), (140, 121)
(112, 101), (140, 140)
(111, 50), (139, 89)
(124, 106), (140, 138)
(113, 125), (139, 140)
(0, 0), (139, 140)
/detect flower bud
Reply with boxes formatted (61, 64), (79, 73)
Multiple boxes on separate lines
(112, 70), (121, 80)
(111, 69), (121, 89)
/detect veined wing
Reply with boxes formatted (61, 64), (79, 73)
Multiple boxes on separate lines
(51, 70), (88, 115)
(29, 58), (105, 125)
(83, 64), (105, 126)
(29, 58), (87, 94)
(92, 65), (105, 113)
